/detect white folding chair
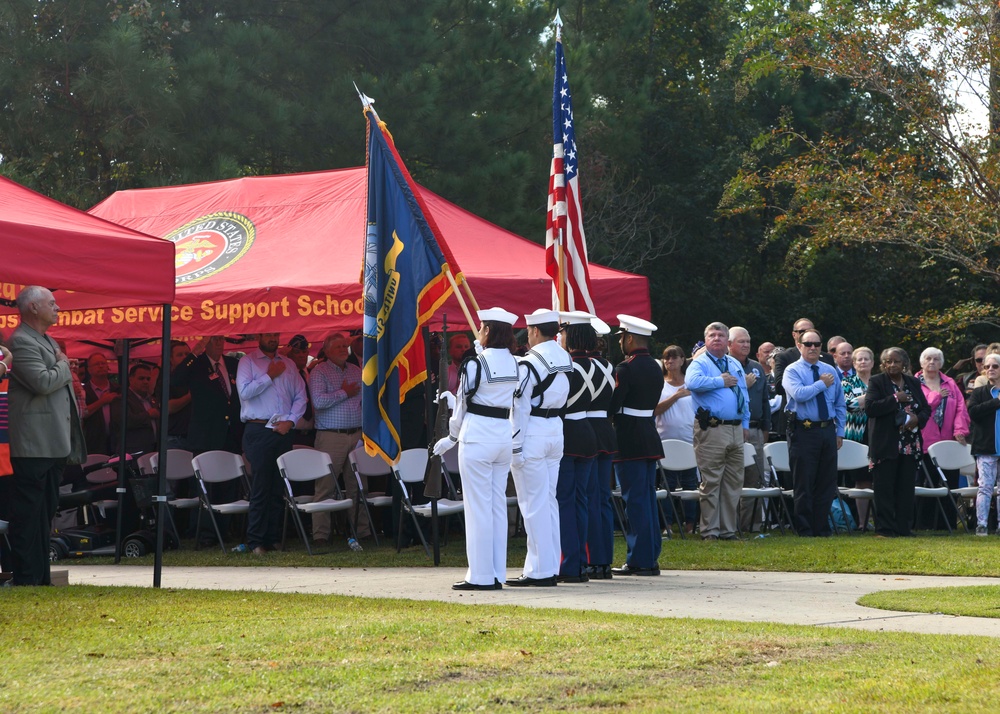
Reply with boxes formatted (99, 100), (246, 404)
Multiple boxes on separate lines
(929, 440), (975, 533)
(148, 449), (199, 543)
(191, 450), (250, 553)
(739, 441), (786, 535)
(658, 439), (702, 539)
(915, 444), (957, 534)
(348, 447), (395, 546)
(392, 448), (464, 557)
(277, 448), (356, 555)
(85, 462), (120, 521)
(763, 441), (795, 530)
(834, 440), (870, 535)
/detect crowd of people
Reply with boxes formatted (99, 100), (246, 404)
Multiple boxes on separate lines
(0, 284), (996, 589)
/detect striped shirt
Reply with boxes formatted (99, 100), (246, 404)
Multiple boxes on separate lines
(309, 359), (362, 430)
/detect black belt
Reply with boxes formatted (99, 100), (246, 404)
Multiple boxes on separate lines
(318, 427), (360, 434)
(749, 421), (761, 429)
(791, 418), (833, 430)
(467, 403), (510, 419)
(530, 407), (563, 419)
(702, 418), (741, 428)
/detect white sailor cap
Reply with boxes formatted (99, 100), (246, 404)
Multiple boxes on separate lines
(559, 310), (595, 326)
(477, 307), (518, 325)
(525, 308), (560, 326)
(591, 316), (611, 336)
(615, 314), (657, 336)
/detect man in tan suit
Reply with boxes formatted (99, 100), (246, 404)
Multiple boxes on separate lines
(7, 286), (85, 586)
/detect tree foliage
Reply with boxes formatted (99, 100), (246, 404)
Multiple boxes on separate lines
(725, 0), (1000, 347)
(2, 0), (996, 353)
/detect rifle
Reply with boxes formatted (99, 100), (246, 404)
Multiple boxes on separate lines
(424, 315), (449, 500)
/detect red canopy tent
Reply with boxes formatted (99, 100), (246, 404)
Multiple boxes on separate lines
(15, 168), (648, 343)
(0, 175), (176, 585)
(0, 175), (175, 327)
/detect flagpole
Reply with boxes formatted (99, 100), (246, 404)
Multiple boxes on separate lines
(554, 13), (567, 312)
(557, 228), (567, 311)
(444, 266), (479, 333)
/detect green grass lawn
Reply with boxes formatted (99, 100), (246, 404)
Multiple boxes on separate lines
(859, 585), (1000, 619)
(3, 586), (1000, 713)
(70, 528), (1000, 578)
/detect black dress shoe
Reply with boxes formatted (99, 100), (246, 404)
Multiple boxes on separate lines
(452, 580), (497, 591)
(556, 574), (587, 583)
(506, 575), (557, 587)
(610, 564), (661, 576)
(588, 565), (613, 580)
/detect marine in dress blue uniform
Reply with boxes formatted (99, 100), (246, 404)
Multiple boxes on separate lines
(554, 311), (599, 583)
(610, 315), (664, 576)
(584, 316), (617, 579)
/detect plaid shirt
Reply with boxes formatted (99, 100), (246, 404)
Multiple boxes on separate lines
(309, 359), (362, 430)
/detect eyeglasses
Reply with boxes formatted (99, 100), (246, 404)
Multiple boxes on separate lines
(986, 364), (1000, 370)
(792, 329), (808, 335)
(800, 341), (822, 348)
(976, 358), (985, 363)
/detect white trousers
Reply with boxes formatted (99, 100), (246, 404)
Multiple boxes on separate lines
(511, 433), (562, 579)
(459, 440), (511, 586)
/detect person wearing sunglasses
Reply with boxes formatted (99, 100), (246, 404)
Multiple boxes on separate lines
(952, 344), (987, 400)
(782, 329), (847, 537)
(966, 352), (1000, 535)
(772, 317), (836, 399)
(865, 347), (931, 538)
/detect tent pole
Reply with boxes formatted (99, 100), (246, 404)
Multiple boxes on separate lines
(113, 339), (130, 563)
(153, 305), (171, 588)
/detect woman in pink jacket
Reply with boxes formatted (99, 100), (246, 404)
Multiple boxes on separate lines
(916, 347), (970, 530)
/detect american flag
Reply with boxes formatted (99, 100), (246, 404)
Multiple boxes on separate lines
(545, 22), (595, 314)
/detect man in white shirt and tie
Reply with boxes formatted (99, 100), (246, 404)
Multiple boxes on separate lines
(237, 332), (307, 555)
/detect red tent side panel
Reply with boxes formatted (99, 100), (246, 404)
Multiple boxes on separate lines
(29, 168), (648, 342)
(0, 176), (175, 329)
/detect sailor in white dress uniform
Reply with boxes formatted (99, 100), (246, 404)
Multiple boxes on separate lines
(507, 309), (572, 587)
(434, 307), (519, 591)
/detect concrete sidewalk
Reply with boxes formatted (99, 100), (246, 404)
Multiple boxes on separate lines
(66, 565), (1000, 637)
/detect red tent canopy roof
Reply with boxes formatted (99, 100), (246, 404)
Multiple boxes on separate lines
(31, 168), (648, 342)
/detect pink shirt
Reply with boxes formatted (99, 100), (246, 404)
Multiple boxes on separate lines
(916, 371), (970, 451)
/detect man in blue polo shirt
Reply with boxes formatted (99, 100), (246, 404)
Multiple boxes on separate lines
(782, 328), (847, 537)
(686, 322), (750, 541)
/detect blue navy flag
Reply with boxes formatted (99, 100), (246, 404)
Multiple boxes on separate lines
(362, 107), (453, 463)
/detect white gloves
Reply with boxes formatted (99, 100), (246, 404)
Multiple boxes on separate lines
(438, 390), (456, 412)
(433, 436), (456, 457)
(474, 340), (484, 355)
(511, 450), (525, 470)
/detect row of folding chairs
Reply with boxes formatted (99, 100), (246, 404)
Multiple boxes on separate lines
(651, 439), (788, 539)
(652, 437), (976, 537)
(137, 446), (467, 557)
(765, 439), (975, 535)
